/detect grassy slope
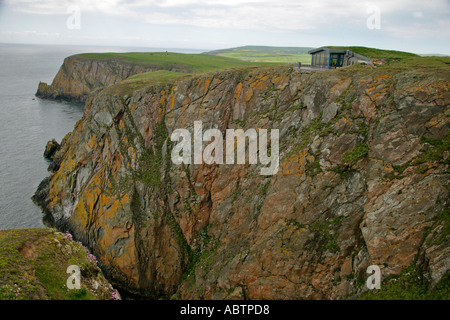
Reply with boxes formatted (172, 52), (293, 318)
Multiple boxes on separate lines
(327, 46), (418, 61)
(127, 70), (192, 81)
(0, 228), (116, 300)
(376, 55), (450, 77)
(205, 45), (313, 64)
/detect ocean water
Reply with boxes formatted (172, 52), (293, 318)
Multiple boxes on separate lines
(0, 44), (84, 229)
(0, 43), (203, 229)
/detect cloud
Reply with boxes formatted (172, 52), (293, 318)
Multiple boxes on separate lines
(4, 0), (450, 39)
(1, 30), (61, 37)
(6, 0), (126, 15)
(385, 18), (450, 40)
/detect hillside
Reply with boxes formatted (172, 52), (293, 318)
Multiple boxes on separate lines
(0, 228), (119, 300)
(35, 52), (273, 102)
(327, 46), (418, 62)
(205, 45), (313, 64)
(33, 55), (450, 299)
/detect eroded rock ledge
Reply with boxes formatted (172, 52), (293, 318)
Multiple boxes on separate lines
(34, 60), (449, 299)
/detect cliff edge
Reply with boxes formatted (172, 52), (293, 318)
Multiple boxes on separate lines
(35, 54), (172, 102)
(35, 52), (267, 102)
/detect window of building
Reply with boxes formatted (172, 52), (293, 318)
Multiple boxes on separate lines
(330, 53), (338, 67)
(338, 54), (344, 67)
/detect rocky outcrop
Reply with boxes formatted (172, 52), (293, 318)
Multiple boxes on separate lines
(44, 139), (61, 159)
(34, 59), (449, 299)
(35, 55), (184, 102)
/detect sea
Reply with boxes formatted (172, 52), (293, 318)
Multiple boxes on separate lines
(0, 43), (203, 229)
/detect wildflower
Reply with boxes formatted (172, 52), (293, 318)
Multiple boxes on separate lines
(86, 253), (98, 266)
(110, 291), (120, 300)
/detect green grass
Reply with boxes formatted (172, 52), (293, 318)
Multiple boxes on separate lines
(112, 70), (195, 95)
(127, 70), (192, 81)
(342, 143), (369, 164)
(359, 264), (450, 300)
(425, 207), (450, 247)
(216, 52), (311, 64)
(374, 56), (450, 76)
(205, 45), (312, 64)
(327, 46), (418, 61)
(0, 228), (117, 300)
(414, 131), (450, 165)
(75, 51), (273, 73)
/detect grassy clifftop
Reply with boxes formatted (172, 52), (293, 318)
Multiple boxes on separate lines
(75, 51), (274, 73)
(327, 46), (419, 61)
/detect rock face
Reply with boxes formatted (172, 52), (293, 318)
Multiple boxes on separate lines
(35, 55), (181, 102)
(34, 60), (449, 299)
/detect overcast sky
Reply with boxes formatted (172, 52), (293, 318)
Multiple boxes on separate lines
(0, 0), (449, 54)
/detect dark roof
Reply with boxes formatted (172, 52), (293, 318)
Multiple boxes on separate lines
(308, 47), (347, 54)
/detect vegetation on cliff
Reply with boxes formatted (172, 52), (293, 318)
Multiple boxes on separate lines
(327, 46), (418, 61)
(0, 228), (119, 300)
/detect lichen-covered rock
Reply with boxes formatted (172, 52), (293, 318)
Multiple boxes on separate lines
(34, 58), (450, 299)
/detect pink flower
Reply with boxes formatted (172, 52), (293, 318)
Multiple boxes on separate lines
(110, 291), (120, 300)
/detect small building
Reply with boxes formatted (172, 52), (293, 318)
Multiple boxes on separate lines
(308, 47), (372, 69)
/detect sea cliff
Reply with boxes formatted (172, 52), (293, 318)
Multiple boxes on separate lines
(34, 56), (450, 299)
(35, 55), (166, 102)
(35, 52), (263, 102)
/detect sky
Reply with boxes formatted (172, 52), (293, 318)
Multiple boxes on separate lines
(0, 0), (449, 54)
